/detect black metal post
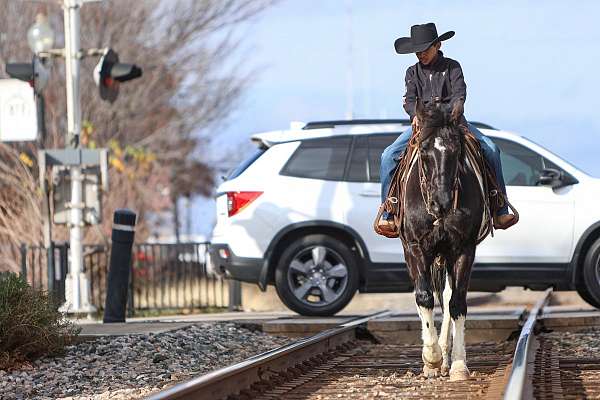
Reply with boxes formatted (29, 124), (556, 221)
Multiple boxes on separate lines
(171, 167), (180, 244)
(228, 280), (242, 311)
(47, 241), (55, 296)
(103, 209), (136, 323)
(57, 243), (68, 304)
(20, 244), (27, 279)
(36, 93), (47, 145)
(127, 245), (135, 318)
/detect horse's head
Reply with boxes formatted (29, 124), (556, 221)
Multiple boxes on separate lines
(415, 100), (464, 218)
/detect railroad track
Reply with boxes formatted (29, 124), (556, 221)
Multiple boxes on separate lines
(147, 288), (569, 400)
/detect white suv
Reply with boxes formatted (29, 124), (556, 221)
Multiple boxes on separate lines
(208, 119), (600, 316)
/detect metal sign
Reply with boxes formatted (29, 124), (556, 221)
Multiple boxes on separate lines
(38, 148), (109, 225)
(0, 79), (38, 142)
(52, 166), (103, 225)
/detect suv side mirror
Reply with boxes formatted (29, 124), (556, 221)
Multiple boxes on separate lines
(537, 168), (563, 187)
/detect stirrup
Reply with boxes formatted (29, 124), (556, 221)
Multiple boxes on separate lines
(494, 214), (518, 230)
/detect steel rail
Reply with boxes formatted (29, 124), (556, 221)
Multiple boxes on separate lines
(145, 310), (392, 400)
(503, 288), (553, 400)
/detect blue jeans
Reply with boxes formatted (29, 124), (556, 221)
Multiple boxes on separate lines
(380, 123), (509, 217)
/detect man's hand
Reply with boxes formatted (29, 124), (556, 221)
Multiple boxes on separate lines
(451, 100), (464, 123)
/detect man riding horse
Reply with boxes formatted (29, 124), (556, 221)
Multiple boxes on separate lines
(375, 23), (519, 381)
(378, 23), (518, 235)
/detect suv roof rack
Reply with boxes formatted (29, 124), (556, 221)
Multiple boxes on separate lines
(302, 119), (497, 130)
(303, 119), (409, 130)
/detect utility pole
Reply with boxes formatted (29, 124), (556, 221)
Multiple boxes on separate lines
(63, 0), (95, 314)
(345, 0), (354, 120)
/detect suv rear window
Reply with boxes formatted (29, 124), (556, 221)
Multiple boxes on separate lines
(281, 137), (351, 181)
(226, 148), (266, 180)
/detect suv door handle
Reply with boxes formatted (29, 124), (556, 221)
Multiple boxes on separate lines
(359, 190), (379, 197)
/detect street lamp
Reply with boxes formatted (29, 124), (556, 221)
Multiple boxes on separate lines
(27, 14), (55, 54)
(26, 13), (55, 304)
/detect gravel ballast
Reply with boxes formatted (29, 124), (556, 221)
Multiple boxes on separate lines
(0, 322), (289, 400)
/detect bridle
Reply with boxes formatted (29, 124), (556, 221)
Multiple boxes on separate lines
(415, 126), (462, 226)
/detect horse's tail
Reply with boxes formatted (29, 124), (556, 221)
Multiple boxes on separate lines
(431, 255), (446, 311)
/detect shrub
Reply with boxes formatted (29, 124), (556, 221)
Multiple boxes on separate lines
(0, 272), (80, 370)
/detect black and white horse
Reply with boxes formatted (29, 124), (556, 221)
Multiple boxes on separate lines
(401, 100), (483, 381)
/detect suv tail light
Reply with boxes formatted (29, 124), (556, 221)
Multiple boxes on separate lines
(227, 191), (263, 217)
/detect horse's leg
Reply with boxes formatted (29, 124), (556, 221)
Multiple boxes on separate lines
(438, 271), (453, 376)
(449, 247), (475, 381)
(408, 249), (442, 377)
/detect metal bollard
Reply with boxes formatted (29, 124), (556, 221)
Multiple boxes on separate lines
(228, 280), (242, 311)
(103, 209), (136, 323)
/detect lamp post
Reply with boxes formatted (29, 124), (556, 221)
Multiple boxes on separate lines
(27, 14), (56, 300)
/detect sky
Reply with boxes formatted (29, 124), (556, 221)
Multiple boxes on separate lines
(188, 0), (600, 237)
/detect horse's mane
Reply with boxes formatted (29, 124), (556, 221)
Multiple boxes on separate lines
(418, 103), (461, 143)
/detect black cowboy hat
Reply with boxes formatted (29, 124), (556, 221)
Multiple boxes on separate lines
(394, 23), (455, 54)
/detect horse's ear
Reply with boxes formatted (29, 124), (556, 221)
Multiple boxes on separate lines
(415, 98), (425, 120)
(450, 99), (464, 124)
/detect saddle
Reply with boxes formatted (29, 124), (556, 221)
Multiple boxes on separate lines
(373, 125), (518, 243)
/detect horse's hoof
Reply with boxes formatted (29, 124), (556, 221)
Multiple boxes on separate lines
(422, 344), (442, 367)
(440, 362), (450, 377)
(423, 363), (440, 378)
(449, 360), (470, 381)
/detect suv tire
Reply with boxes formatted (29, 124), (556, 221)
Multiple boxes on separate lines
(581, 238), (600, 308)
(576, 284), (600, 309)
(274, 234), (359, 316)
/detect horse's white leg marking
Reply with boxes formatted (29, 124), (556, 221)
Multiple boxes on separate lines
(417, 303), (442, 377)
(450, 315), (470, 381)
(438, 274), (452, 376)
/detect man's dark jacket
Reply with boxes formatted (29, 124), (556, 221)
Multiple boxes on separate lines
(403, 51), (466, 121)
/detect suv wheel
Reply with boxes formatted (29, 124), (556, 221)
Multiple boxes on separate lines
(576, 284), (600, 308)
(274, 234), (359, 316)
(581, 238), (600, 308)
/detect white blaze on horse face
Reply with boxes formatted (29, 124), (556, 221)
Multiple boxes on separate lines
(434, 137), (447, 153)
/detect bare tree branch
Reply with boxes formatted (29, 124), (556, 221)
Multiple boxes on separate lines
(0, 0), (276, 272)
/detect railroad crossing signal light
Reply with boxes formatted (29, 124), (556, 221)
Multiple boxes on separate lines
(5, 57), (49, 93)
(93, 49), (142, 103)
